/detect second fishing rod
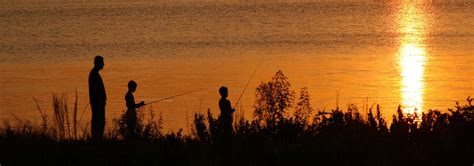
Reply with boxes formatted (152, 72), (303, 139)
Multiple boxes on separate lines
(143, 56), (264, 109)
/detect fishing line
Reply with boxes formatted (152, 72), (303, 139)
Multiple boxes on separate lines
(145, 88), (207, 105)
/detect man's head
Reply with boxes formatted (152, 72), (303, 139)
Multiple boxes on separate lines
(219, 86), (228, 98)
(128, 80), (137, 92)
(94, 55), (104, 70)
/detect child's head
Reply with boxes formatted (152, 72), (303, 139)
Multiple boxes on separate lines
(219, 86), (228, 98)
(128, 80), (138, 92)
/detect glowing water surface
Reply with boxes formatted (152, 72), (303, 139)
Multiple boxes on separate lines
(1, 1), (473, 131)
(397, 0), (431, 116)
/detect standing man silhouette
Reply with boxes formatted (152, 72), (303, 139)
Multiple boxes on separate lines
(89, 55), (107, 140)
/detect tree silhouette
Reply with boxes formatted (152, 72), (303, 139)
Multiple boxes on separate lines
(294, 87), (313, 125)
(254, 70), (295, 127)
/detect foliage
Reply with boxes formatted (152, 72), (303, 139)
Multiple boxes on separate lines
(254, 70), (295, 127)
(113, 106), (163, 140)
(294, 87), (313, 125)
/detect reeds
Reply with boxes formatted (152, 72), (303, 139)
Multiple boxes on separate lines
(52, 93), (68, 140)
(1, 91), (84, 141)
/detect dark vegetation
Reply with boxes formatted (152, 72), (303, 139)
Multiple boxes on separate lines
(1, 71), (473, 166)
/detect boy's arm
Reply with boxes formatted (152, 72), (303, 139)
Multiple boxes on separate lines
(135, 101), (145, 108)
(126, 93), (145, 109)
(227, 100), (235, 113)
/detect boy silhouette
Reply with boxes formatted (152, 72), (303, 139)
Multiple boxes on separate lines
(218, 86), (235, 139)
(125, 80), (145, 138)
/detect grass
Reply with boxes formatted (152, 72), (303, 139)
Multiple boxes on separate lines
(0, 71), (473, 166)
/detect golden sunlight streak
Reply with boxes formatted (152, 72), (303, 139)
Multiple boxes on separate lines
(400, 44), (425, 114)
(397, 1), (430, 116)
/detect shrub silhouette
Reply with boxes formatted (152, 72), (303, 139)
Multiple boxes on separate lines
(114, 106), (163, 140)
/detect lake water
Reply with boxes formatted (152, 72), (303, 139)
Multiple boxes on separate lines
(1, 0), (473, 132)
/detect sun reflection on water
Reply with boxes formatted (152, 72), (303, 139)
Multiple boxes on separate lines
(397, 1), (430, 116)
(400, 44), (425, 114)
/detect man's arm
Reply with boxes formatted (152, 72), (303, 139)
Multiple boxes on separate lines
(98, 75), (107, 105)
(89, 73), (100, 105)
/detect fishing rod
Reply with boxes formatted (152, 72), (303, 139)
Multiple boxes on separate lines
(11, 114), (23, 123)
(234, 57), (264, 108)
(146, 88), (207, 105)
